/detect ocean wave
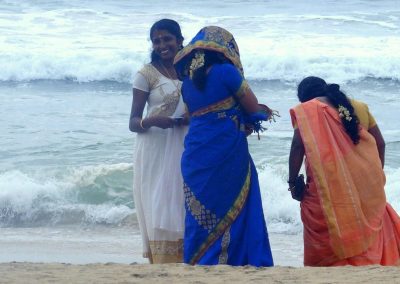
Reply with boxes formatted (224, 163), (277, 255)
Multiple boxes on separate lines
(300, 14), (398, 29)
(257, 163), (400, 234)
(257, 163), (303, 234)
(1, 49), (399, 84)
(1, 163), (399, 231)
(0, 51), (143, 83)
(0, 164), (134, 227)
(384, 167), (400, 209)
(1, 0), (399, 84)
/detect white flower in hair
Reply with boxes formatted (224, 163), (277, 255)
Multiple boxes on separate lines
(338, 105), (352, 121)
(189, 51), (205, 78)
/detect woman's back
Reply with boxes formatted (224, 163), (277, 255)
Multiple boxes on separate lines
(289, 76), (400, 266)
(175, 26), (274, 266)
(350, 99), (376, 130)
(182, 63), (243, 113)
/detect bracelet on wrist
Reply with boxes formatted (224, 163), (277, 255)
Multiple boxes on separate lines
(140, 119), (148, 130)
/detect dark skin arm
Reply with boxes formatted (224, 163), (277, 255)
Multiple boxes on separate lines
(238, 87), (273, 116)
(288, 129), (305, 186)
(368, 125), (385, 168)
(236, 86), (280, 137)
(237, 86), (280, 122)
(129, 88), (175, 133)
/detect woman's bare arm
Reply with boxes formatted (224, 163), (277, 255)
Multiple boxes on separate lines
(237, 85), (278, 119)
(288, 129), (305, 183)
(129, 88), (175, 132)
(368, 125), (385, 168)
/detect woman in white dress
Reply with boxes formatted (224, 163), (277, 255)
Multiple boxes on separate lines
(129, 19), (187, 263)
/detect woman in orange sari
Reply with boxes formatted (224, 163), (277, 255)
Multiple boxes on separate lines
(288, 76), (400, 266)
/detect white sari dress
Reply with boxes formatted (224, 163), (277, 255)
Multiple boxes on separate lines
(132, 64), (186, 263)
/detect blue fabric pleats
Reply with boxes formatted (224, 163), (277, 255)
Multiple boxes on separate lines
(182, 109), (273, 266)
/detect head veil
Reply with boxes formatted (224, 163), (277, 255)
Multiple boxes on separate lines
(174, 26), (244, 78)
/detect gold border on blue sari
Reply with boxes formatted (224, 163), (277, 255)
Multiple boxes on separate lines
(189, 162), (251, 265)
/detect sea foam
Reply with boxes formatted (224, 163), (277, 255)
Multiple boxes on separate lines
(1, 2), (399, 83)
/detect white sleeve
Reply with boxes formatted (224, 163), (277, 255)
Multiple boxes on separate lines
(132, 72), (150, 92)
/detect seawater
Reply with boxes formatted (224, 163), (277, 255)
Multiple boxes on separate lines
(0, 0), (399, 263)
(1, 79), (399, 231)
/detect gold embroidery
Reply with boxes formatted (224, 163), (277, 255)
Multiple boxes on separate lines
(141, 64), (182, 117)
(218, 226), (231, 264)
(230, 114), (241, 130)
(150, 87), (181, 117)
(235, 80), (250, 99)
(190, 163), (251, 265)
(149, 239), (183, 256)
(217, 112), (227, 119)
(184, 183), (219, 232)
(174, 26), (244, 78)
(191, 97), (236, 117)
(202, 26), (240, 60)
(190, 198), (202, 216)
(147, 240), (183, 263)
(138, 64), (160, 90)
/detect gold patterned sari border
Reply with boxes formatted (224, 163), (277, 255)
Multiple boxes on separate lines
(189, 163), (251, 265)
(295, 104), (378, 259)
(235, 80), (250, 99)
(295, 105), (344, 256)
(174, 41), (243, 76)
(191, 97), (236, 117)
(218, 226), (231, 264)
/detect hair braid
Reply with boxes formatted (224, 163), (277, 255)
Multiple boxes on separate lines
(325, 84), (360, 144)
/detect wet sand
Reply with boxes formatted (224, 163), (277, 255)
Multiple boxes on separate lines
(1, 262), (399, 284)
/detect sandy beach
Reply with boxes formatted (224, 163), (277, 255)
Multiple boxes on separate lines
(1, 263), (400, 284)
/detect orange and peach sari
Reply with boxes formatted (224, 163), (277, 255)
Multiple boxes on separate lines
(290, 99), (400, 266)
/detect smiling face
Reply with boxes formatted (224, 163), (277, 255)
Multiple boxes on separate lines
(151, 29), (182, 62)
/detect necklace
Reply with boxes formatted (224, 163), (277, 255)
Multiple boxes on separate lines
(160, 62), (177, 80)
(160, 62), (181, 96)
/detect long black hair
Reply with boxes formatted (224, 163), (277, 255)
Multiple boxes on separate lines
(191, 50), (230, 91)
(149, 19), (184, 62)
(297, 76), (360, 144)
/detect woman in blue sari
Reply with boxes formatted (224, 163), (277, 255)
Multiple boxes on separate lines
(174, 26), (276, 266)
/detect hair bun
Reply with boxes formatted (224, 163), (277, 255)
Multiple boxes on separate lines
(327, 84), (340, 92)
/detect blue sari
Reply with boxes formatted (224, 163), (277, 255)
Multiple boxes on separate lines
(182, 107), (273, 266)
(175, 26), (273, 266)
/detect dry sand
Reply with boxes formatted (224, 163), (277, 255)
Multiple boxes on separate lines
(1, 262), (399, 284)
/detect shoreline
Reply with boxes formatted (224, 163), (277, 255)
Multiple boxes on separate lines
(0, 227), (303, 267)
(1, 262), (399, 284)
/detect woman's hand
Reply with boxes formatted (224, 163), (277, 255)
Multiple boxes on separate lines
(259, 104), (280, 122)
(145, 116), (175, 129)
(244, 124), (254, 137)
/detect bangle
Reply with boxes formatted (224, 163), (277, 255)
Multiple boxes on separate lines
(140, 119), (148, 130)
